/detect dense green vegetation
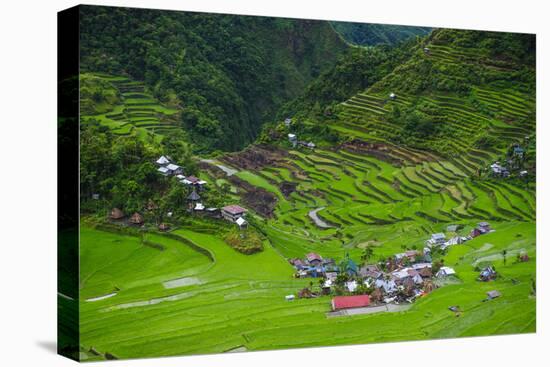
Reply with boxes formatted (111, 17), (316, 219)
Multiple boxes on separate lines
(278, 40), (419, 119)
(79, 6), (347, 151)
(73, 18), (536, 361)
(331, 22), (431, 46)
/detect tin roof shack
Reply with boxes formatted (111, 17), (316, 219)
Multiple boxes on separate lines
(486, 290), (501, 300)
(478, 266), (497, 282)
(331, 295), (370, 311)
(284, 117), (292, 127)
(470, 222), (493, 237)
(426, 233), (446, 247)
(489, 162), (510, 178)
(288, 133), (297, 146)
(436, 266), (456, 278)
(236, 216), (248, 230)
(156, 155), (171, 165)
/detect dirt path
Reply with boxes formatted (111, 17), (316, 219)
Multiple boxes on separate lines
(86, 292), (117, 302)
(308, 207), (333, 229)
(327, 303), (411, 317)
(201, 159), (238, 176)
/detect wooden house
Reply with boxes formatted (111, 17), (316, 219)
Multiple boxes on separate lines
(221, 205), (247, 223)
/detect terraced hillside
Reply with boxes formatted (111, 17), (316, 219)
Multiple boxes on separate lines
(330, 29), (535, 170)
(209, 143), (534, 262)
(80, 73), (182, 140)
(74, 28), (536, 360)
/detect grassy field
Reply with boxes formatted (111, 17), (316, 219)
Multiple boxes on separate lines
(76, 221), (535, 360)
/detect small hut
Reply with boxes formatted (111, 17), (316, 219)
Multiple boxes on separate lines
(158, 223), (170, 232)
(110, 208), (124, 220)
(129, 212), (144, 226)
(146, 200), (158, 211)
(187, 189), (201, 202)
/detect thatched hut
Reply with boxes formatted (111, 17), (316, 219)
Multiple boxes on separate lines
(110, 208), (124, 220)
(158, 223), (170, 232)
(129, 212), (144, 226)
(146, 200), (158, 211)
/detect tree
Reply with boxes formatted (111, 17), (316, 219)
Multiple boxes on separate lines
(502, 249), (507, 265)
(361, 245), (374, 265)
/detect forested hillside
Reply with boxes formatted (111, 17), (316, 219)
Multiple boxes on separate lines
(331, 22), (431, 46)
(79, 6), (348, 151)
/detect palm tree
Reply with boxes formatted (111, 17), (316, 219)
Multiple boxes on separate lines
(361, 246), (374, 265)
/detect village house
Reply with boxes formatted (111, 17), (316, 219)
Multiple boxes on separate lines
(236, 216), (248, 229)
(221, 204), (247, 223)
(426, 232), (446, 247)
(156, 155), (171, 165)
(157, 166), (170, 176)
(205, 207), (221, 218)
(165, 163), (183, 176)
(441, 236), (468, 251)
(513, 145), (525, 158)
(412, 262), (432, 270)
(375, 277), (397, 294)
(436, 266), (456, 278)
(288, 133), (297, 147)
(359, 264), (382, 279)
(345, 280), (358, 293)
(389, 92), (397, 100)
(490, 162), (510, 177)
(297, 140), (316, 149)
(331, 295), (370, 311)
(470, 222), (493, 237)
(284, 117), (292, 127)
(487, 290), (501, 300)
(306, 252), (323, 266)
(479, 266), (497, 281)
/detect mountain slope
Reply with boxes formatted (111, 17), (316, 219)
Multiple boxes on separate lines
(304, 29), (535, 176)
(79, 6), (348, 151)
(331, 22), (431, 46)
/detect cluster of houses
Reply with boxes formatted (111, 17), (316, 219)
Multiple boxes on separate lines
(156, 155), (208, 188)
(106, 156), (251, 230)
(488, 144), (528, 178)
(289, 248), (456, 309)
(288, 222), (501, 311)
(283, 117), (316, 149)
(287, 133), (316, 149)
(425, 222), (494, 253)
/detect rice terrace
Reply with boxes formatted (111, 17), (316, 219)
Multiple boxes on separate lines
(59, 5), (536, 361)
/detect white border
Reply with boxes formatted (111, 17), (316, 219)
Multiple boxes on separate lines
(0, 1), (547, 366)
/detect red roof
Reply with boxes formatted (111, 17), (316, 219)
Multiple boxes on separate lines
(222, 205), (247, 215)
(306, 252), (322, 262)
(332, 295), (370, 311)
